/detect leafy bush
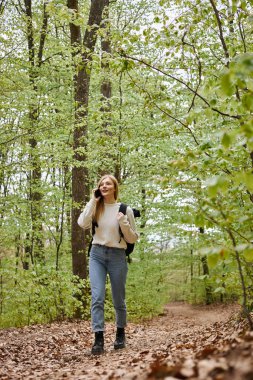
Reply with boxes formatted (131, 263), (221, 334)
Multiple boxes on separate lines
(0, 257), (90, 328)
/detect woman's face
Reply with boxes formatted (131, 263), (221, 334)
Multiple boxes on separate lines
(99, 177), (116, 199)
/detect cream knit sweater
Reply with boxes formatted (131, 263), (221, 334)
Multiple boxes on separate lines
(77, 198), (139, 249)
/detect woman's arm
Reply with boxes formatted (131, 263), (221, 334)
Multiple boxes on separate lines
(77, 198), (97, 230)
(118, 207), (139, 244)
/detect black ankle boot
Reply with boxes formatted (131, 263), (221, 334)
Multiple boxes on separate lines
(91, 331), (104, 355)
(114, 327), (126, 350)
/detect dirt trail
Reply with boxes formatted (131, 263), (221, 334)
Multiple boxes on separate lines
(0, 302), (251, 380)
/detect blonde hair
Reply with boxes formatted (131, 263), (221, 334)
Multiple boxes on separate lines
(93, 174), (119, 223)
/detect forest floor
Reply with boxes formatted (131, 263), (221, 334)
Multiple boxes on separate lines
(0, 302), (253, 380)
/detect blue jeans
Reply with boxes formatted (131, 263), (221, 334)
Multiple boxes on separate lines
(89, 244), (128, 332)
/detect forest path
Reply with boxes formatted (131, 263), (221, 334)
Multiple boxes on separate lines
(0, 302), (252, 380)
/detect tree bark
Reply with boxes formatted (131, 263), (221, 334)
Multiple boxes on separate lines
(24, 0), (49, 264)
(199, 227), (213, 305)
(99, 0), (120, 178)
(68, 0), (106, 280)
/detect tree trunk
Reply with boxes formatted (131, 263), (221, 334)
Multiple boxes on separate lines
(99, 0), (118, 177)
(24, 0), (49, 265)
(201, 255), (213, 305)
(100, 1), (111, 110)
(199, 227), (213, 304)
(68, 0), (106, 281)
(115, 71), (124, 183)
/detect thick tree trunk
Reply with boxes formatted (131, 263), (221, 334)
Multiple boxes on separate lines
(71, 68), (90, 280)
(68, 0), (106, 281)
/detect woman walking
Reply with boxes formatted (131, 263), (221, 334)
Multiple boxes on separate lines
(78, 174), (139, 355)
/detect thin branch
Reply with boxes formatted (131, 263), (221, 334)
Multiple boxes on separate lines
(17, 0), (26, 13)
(9, 0), (26, 15)
(0, 0), (6, 15)
(209, 47), (225, 65)
(119, 52), (241, 120)
(40, 52), (66, 65)
(0, 122), (70, 147)
(181, 31), (202, 113)
(237, 10), (247, 53)
(209, 0), (230, 66)
(0, 39), (27, 60)
(202, 208), (251, 243)
(126, 71), (200, 145)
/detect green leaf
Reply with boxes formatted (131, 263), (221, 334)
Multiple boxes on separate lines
(209, 98), (217, 106)
(236, 172), (253, 191)
(207, 253), (219, 268)
(198, 274), (209, 280)
(242, 93), (253, 111)
(200, 141), (212, 151)
(248, 80), (253, 91)
(213, 287), (226, 294)
(240, 122), (253, 138)
(240, 1), (247, 10)
(220, 73), (234, 96)
(195, 214), (204, 228)
(243, 249), (253, 262)
(221, 132), (232, 148)
(205, 175), (228, 197)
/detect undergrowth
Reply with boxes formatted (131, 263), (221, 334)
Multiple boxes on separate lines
(0, 243), (242, 328)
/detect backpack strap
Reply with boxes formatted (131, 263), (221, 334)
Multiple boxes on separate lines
(119, 203), (127, 215)
(88, 220), (98, 256)
(118, 203), (127, 240)
(119, 203), (132, 263)
(91, 220), (98, 236)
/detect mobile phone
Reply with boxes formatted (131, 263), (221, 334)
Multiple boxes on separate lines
(94, 188), (102, 198)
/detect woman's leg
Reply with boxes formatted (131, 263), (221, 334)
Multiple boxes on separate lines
(89, 245), (107, 332)
(108, 248), (128, 328)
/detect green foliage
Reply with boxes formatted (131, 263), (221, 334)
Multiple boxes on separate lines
(102, 246), (171, 322)
(126, 248), (170, 320)
(1, 0), (253, 328)
(0, 257), (90, 328)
